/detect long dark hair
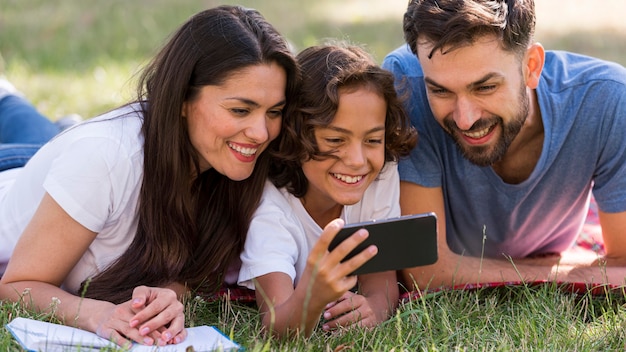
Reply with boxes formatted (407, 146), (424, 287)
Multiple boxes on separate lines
(270, 43), (417, 197)
(81, 6), (299, 303)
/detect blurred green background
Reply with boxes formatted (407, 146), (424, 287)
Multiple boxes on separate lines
(1, 0), (625, 120)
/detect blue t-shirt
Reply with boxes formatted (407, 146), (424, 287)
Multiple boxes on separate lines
(383, 45), (626, 258)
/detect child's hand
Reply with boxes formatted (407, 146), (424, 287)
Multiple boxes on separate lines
(298, 219), (377, 309)
(321, 291), (381, 331)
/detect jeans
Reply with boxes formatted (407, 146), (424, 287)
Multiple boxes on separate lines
(0, 95), (59, 172)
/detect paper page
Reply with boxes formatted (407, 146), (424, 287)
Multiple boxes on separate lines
(130, 325), (240, 352)
(6, 317), (240, 351)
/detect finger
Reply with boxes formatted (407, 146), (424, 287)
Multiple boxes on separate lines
(325, 291), (354, 309)
(324, 293), (363, 321)
(107, 331), (135, 349)
(130, 286), (151, 311)
(323, 310), (362, 331)
(167, 326), (188, 345)
(131, 290), (180, 329)
(156, 314), (186, 346)
(136, 303), (184, 339)
(326, 228), (371, 263)
(337, 242), (378, 277)
(311, 218), (345, 258)
(98, 323), (151, 347)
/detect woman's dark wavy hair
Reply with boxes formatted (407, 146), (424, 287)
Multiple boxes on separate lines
(403, 0), (536, 59)
(81, 5), (299, 303)
(270, 43), (417, 198)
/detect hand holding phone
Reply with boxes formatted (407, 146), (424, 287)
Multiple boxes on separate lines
(328, 213), (438, 275)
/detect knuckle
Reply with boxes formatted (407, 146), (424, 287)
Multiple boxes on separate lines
(113, 305), (127, 316)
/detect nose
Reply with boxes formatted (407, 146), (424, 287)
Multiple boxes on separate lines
(452, 96), (481, 131)
(343, 142), (366, 168)
(244, 113), (270, 144)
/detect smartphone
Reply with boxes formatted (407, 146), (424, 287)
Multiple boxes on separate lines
(327, 213), (438, 275)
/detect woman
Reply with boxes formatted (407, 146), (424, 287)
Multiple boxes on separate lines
(238, 43), (417, 337)
(0, 5), (298, 348)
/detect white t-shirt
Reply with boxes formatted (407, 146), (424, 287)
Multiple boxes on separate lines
(238, 163), (400, 289)
(0, 104), (144, 293)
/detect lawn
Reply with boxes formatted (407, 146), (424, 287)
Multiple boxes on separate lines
(1, 0), (626, 350)
(3, 283), (626, 351)
(2, 0), (625, 120)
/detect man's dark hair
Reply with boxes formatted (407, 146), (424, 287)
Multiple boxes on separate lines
(404, 0), (536, 59)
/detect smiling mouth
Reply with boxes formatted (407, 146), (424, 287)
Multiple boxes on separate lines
(461, 125), (495, 139)
(461, 123), (496, 139)
(228, 142), (258, 157)
(332, 173), (364, 184)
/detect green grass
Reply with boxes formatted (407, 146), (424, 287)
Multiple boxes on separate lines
(3, 284), (626, 351)
(3, 0), (624, 120)
(2, 0), (626, 350)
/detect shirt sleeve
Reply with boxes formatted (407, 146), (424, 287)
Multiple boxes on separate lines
(592, 79), (626, 213)
(238, 184), (304, 289)
(43, 136), (138, 233)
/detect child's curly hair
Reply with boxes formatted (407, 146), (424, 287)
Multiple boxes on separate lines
(271, 42), (418, 197)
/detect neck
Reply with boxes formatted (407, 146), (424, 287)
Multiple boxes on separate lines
(492, 89), (544, 184)
(300, 196), (343, 229)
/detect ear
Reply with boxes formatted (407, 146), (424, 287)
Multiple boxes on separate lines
(181, 101), (188, 118)
(523, 43), (545, 89)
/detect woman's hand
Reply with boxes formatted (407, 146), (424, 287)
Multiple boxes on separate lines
(94, 286), (186, 347)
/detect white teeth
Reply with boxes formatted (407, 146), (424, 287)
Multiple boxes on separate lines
(228, 142), (257, 157)
(462, 126), (492, 139)
(332, 173), (363, 184)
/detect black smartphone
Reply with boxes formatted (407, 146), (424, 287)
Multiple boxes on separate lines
(328, 213), (438, 275)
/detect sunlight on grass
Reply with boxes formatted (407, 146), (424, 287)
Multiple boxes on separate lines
(2, 0), (624, 119)
(7, 61), (141, 120)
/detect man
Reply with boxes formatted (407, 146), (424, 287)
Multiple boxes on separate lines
(382, 0), (626, 290)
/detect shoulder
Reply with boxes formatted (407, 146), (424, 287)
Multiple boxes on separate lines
(365, 162), (399, 197)
(542, 51), (626, 89)
(50, 105), (144, 166)
(253, 181), (301, 224)
(258, 181), (292, 209)
(377, 162), (399, 181)
(75, 104), (143, 143)
(382, 45), (423, 77)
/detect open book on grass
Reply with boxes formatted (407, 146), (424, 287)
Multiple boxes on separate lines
(6, 317), (240, 351)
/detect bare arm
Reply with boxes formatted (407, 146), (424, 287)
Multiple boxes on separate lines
(0, 193), (186, 347)
(564, 210), (626, 285)
(253, 219), (377, 338)
(399, 181), (626, 291)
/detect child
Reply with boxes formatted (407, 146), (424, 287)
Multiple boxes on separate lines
(238, 43), (417, 337)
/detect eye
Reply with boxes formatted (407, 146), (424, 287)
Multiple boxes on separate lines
(366, 138), (384, 145)
(324, 137), (344, 145)
(267, 109), (283, 119)
(230, 108), (250, 116)
(427, 86), (449, 96)
(476, 85), (496, 93)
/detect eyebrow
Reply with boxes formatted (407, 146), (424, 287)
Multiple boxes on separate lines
(226, 97), (286, 108)
(424, 72), (503, 91)
(323, 125), (386, 135)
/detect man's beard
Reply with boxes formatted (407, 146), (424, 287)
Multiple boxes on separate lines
(443, 86), (530, 167)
